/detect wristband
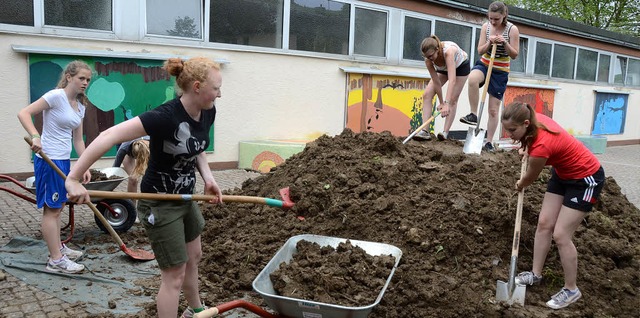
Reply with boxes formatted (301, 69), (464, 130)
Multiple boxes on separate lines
(31, 133), (41, 140)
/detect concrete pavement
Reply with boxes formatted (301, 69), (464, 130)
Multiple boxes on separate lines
(0, 145), (638, 317)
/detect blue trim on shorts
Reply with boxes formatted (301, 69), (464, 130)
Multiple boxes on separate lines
(34, 156), (70, 209)
(472, 60), (509, 100)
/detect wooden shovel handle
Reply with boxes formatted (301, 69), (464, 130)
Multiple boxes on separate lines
(24, 136), (127, 247)
(475, 43), (497, 130)
(511, 155), (528, 256)
(87, 190), (294, 209)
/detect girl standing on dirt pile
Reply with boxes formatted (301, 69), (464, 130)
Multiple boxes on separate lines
(459, 1), (519, 152)
(501, 102), (605, 309)
(65, 56), (223, 318)
(412, 35), (470, 142)
(18, 60), (93, 274)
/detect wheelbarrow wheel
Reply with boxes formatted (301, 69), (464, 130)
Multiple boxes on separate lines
(94, 199), (137, 233)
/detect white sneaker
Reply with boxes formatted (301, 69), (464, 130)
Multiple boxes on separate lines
(546, 288), (582, 309)
(412, 129), (431, 141)
(60, 244), (83, 261)
(46, 255), (85, 274)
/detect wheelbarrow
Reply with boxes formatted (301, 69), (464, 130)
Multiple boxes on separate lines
(0, 167), (137, 242)
(195, 234), (402, 318)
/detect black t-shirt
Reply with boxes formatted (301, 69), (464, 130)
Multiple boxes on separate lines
(138, 97), (216, 194)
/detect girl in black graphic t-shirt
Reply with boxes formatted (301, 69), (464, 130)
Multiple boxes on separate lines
(66, 57), (223, 317)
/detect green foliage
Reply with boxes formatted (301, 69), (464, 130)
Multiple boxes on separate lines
(166, 16), (200, 38)
(505, 0), (640, 36)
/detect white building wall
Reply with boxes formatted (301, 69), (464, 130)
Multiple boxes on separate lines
(1, 31), (638, 175)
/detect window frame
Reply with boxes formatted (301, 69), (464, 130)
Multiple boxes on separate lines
(398, 11), (434, 67)
(143, 0), (204, 41)
(40, 0), (116, 39)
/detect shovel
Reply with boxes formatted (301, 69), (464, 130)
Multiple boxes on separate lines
(463, 43), (497, 154)
(24, 137), (155, 261)
(496, 155), (528, 305)
(402, 111), (440, 144)
(86, 188), (295, 210)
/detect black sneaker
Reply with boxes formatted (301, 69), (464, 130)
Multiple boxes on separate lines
(460, 113), (478, 125)
(437, 132), (446, 141)
(483, 142), (495, 152)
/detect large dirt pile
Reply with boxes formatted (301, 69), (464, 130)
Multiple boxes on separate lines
(95, 130), (640, 317)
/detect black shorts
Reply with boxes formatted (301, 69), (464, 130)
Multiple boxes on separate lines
(436, 59), (471, 77)
(547, 167), (605, 212)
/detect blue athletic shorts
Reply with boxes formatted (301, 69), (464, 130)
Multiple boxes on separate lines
(472, 60), (509, 100)
(34, 156), (70, 209)
(547, 167), (605, 212)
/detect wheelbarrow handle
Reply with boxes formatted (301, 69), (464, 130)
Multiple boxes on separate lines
(87, 190), (295, 209)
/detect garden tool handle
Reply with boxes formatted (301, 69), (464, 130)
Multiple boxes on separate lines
(475, 43), (497, 133)
(24, 136), (127, 248)
(402, 111), (440, 144)
(511, 155), (528, 256)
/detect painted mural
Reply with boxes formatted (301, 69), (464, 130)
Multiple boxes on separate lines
(28, 54), (214, 159)
(501, 86), (555, 138)
(346, 73), (433, 136)
(592, 92), (628, 135)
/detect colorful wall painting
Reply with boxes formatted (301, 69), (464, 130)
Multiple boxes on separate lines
(345, 73), (433, 136)
(592, 92), (628, 135)
(28, 54), (215, 159)
(501, 86), (555, 138)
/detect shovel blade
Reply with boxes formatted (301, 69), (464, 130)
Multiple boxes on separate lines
(496, 280), (526, 306)
(463, 127), (485, 154)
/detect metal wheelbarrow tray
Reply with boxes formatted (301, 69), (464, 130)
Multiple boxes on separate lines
(25, 167), (129, 193)
(252, 234), (402, 318)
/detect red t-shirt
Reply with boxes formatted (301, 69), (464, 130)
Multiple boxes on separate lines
(528, 114), (600, 180)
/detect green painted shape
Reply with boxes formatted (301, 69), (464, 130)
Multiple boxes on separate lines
(86, 78), (125, 111)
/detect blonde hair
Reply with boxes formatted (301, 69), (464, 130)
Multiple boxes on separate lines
(501, 102), (558, 151)
(164, 57), (221, 94)
(130, 139), (150, 179)
(420, 35), (443, 59)
(488, 1), (509, 26)
(57, 60), (92, 106)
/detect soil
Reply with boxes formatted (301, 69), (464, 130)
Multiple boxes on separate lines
(88, 130), (640, 318)
(90, 169), (120, 182)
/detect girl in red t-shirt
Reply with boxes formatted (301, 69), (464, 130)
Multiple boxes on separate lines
(501, 102), (605, 310)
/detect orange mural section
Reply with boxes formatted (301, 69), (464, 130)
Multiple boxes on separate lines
(346, 73), (432, 136)
(502, 86), (555, 138)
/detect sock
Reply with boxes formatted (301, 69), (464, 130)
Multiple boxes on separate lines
(192, 306), (205, 313)
(51, 257), (64, 264)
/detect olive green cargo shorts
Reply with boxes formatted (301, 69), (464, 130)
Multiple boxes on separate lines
(137, 199), (205, 269)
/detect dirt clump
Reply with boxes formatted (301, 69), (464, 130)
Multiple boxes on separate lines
(90, 129), (640, 318)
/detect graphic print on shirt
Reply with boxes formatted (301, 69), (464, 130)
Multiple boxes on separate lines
(155, 122), (207, 193)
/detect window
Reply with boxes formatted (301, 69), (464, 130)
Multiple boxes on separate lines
(147, 0), (202, 39)
(626, 58), (640, 87)
(210, 0), (283, 48)
(597, 54), (611, 83)
(44, 0), (112, 31)
(576, 48), (598, 81)
(551, 44), (575, 79)
(473, 28), (481, 64)
(435, 21), (472, 62)
(510, 37), (528, 73)
(0, 0), (33, 26)
(613, 56), (627, 85)
(534, 42), (551, 76)
(289, 0), (350, 54)
(402, 16), (431, 61)
(354, 8), (387, 57)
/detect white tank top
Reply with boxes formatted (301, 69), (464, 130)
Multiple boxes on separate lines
(433, 41), (469, 72)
